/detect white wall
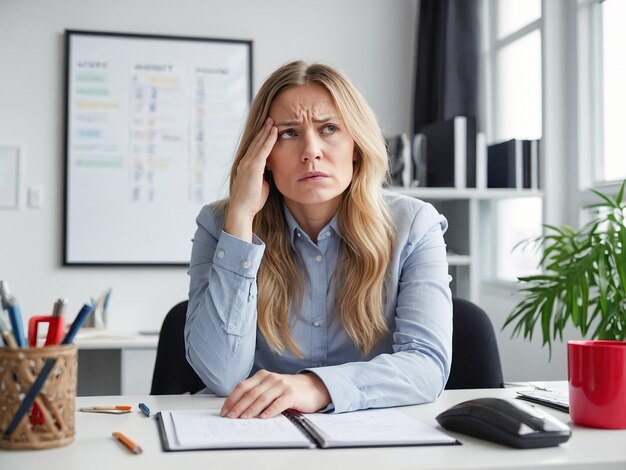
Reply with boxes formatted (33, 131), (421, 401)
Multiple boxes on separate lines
(479, 283), (582, 383)
(0, 0), (418, 332)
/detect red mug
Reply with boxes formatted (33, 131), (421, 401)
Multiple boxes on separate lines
(567, 340), (626, 429)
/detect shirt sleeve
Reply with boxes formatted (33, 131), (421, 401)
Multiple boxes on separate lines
(304, 203), (453, 413)
(185, 204), (265, 396)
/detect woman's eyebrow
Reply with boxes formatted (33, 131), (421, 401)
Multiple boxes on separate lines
(274, 116), (342, 126)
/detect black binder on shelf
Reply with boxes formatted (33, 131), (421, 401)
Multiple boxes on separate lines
(523, 139), (540, 190)
(487, 139), (520, 188)
(420, 116), (477, 188)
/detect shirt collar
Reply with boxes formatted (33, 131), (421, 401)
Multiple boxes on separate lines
(282, 203), (342, 246)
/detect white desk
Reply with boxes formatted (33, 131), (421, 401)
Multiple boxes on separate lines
(2, 383), (625, 470)
(75, 332), (158, 396)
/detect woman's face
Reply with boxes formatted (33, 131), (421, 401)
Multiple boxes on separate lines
(267, 83), (356, 210)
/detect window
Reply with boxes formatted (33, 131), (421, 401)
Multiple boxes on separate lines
(599, 0), (626, 182)
(483, 0), (543, 281)
(578, 0), (626, 189)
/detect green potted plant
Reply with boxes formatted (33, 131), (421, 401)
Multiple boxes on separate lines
(504, 180), (626, 429)
(504, 180), (626, 350)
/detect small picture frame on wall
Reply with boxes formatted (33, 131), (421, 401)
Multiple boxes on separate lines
(0, 145), (20, 209)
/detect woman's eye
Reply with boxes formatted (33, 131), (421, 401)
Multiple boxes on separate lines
(322, 124), (338, 134)
(278, 129), (296, 139)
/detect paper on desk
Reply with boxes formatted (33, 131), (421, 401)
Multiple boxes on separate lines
(166, 410), (314, 449)
(303, 408), (456, 447)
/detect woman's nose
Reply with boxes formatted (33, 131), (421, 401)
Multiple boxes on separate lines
(300, 130), (322, 162)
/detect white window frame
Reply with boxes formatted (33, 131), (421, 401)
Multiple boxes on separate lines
(481, 0), (544, 283)
(484, 0), (543, 142)
(577, 0), (624, 205)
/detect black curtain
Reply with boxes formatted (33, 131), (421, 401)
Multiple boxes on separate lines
(413, 0), (481, 134)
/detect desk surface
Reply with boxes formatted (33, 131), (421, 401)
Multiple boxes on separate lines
(75, 330), (158, 349)
(2, 383), (625, 470)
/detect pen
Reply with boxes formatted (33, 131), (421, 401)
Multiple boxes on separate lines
(4, 303), (94, 437)
(0, 315), (18, 348)
(52, 298), (67, 318)
(86, 405), (131, 411)
(63, 303), (95, 344)
(100, 287), (111, 328)
(6, 296), (26, 347)
(112, 431), (143, 454)
(80, 405), (132, 411)
(138, 402), (150, 417)
(0, 280), (11, 310)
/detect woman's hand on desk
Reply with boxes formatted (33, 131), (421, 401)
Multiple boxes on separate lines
(220, 369), (331, 419)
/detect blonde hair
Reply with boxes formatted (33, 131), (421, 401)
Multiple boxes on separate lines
(226, 61), (394, 356)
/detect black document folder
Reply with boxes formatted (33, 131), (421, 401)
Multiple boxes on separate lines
(487, 139), (518, 188)
(156, 408), (459, 451)
(420, 116), (477, 188)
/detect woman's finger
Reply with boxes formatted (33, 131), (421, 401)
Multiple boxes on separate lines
(238, 385), (283, 419)
(225, 377), (276, 418)
(238, 124), (277, 175)
(239, 118), (274, 168)
(220, 370), (269, 416)
(259, 395), (292, 419)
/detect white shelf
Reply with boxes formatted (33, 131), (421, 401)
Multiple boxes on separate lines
(389, 186), (543, 200)
(447, 254), (471, 266)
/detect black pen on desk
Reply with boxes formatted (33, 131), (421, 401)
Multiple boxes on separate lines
(3, 303), (94, 437)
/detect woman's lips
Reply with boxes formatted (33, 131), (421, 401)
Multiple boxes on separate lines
(299, 172), (329, 182)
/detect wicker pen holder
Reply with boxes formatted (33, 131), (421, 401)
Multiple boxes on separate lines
(0, 344), (77, 449)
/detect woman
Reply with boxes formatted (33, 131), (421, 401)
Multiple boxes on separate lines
(185, 61), (452, 419)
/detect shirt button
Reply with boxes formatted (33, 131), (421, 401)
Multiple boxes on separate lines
(313, 321), (320, 327)
(216, 250), (225, 259)
(315, 255), (323, 262)
(242, 260), (251, 268)
(296, 231), (301, 237)
(325, 231), (331, 237)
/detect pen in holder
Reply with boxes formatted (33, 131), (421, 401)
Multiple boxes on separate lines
(0, 344), (77, 449)
(87, 289), (110, 330)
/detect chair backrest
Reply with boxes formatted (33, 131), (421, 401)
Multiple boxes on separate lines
(151, 297), (503, 394)
(150, 300), (205, 395)
(446, 297), (504, 389)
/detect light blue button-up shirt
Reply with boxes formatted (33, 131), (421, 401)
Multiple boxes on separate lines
(185, 191), (452, 413)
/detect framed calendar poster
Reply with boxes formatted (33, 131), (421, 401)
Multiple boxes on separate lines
(64, 30), (252, 265)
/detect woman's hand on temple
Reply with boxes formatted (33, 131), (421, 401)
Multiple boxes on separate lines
(224, 117), (278, 242)
(220, 370), (332, 419)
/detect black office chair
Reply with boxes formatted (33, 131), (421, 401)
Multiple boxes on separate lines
(151, 297), (503, 394)
(445, 297), (504, 389)
(150, 300), (206, 395)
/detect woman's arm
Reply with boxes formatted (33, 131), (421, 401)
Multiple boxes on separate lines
(186, 118), (277, 396)
(185, 205), (265, 396)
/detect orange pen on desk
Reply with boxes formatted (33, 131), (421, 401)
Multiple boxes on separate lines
(80, 405), (132, 414)
(112, 431), (143, 454)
